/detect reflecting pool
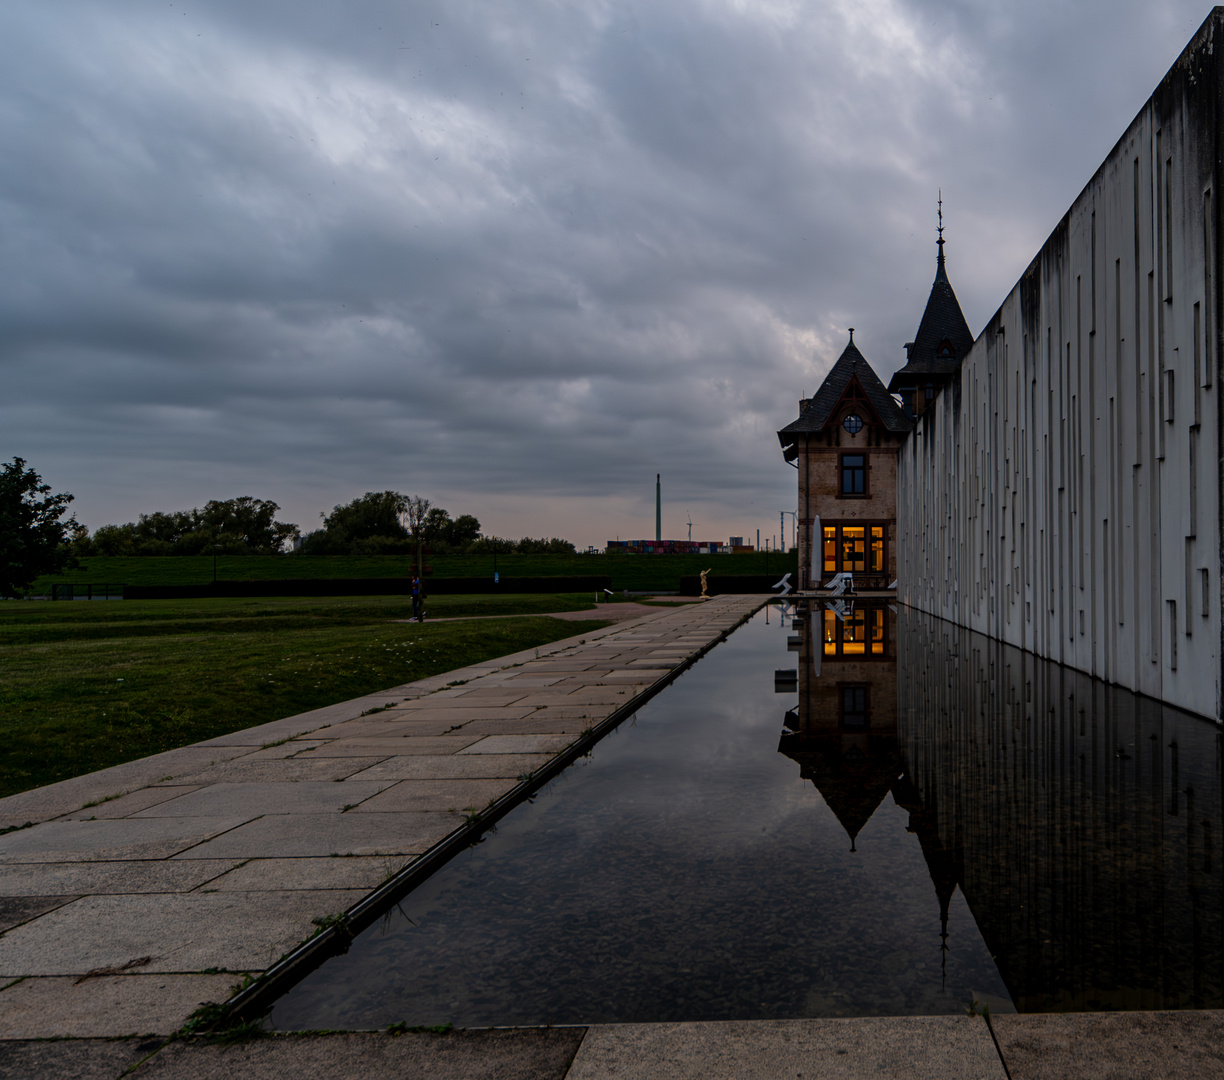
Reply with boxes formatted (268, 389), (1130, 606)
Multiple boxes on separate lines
(270, 602), (1223, 1029)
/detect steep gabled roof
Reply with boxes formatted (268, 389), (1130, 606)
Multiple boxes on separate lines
(779, 336), (912, 443)
(887, 242), (974, 392)
(780, 736), (903, 851)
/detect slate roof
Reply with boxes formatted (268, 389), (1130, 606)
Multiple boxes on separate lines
(887, 245), (975, 393)
(778, 336), (912, 446)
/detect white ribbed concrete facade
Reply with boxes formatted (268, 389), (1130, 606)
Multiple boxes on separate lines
(897, 9), (1224, 720)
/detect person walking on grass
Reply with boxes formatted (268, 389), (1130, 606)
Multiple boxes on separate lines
(411, 575), (424, 622)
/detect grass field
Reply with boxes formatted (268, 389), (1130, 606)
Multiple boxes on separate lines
(0, 593), (606, 799)
(33, 551), (797, 592)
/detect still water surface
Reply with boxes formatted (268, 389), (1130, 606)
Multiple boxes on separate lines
(270, 604), (1223, 1028)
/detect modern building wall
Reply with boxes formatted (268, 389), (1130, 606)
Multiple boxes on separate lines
(896, 607), (1224, 1011)
(897, 9), (1224, 720)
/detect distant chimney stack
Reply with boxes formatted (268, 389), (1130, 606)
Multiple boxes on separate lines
(655, 473), (661, 542)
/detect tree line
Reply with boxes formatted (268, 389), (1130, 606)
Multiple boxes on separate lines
(3, 461), (578, 596)
(78, 491), (575, 557)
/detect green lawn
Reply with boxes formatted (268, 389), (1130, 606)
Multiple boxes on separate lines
(0, 593), (605, 799)
(35, 552), (797, 592)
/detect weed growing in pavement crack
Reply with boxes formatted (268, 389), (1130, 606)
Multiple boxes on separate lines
(310, 913), (352, 939)
(387, 1021), (453, 1035)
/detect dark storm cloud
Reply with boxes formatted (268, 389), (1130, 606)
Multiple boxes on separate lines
(0, 0), (1213, 544)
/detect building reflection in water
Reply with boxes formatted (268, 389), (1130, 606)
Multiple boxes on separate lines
(781, 601), (1224, 1013)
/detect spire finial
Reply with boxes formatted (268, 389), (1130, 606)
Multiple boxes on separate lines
(848, 327), (854, 343)
(936, 191), (945, 268)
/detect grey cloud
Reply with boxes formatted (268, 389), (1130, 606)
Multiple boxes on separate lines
(0, 0), (1214, 545)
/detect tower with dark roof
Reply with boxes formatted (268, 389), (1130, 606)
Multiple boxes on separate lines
(887, 205), (975, 419)
(777, 332), (911, 592)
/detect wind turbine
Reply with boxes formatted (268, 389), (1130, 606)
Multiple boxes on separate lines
(686, 512), (692, 542)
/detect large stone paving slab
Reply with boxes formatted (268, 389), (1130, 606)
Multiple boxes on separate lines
(0, 860), (238, 896)
(297, 719), (458, 739)
(0, 973), (240, 1038)
(0, 818), (253, 863)
(390, 705), (542, 721)
(0, 747), (254, 829)
(349, 753), (554, 781)
(566, 1017), (1006, 1080)
(0, 895), (78, 933)
(991, 1010), (1224, 1079)
(203, 856), (398, 892)
(293, 735), (481, 757)
(224, 741), (329, 761)
(171, 811), (458, 859)
(131, 782), (394, 818)
(54, 786), (206, 821)
(0, 890), (365, 976)
(457, 734), (577, 755)
(163, 758), (387, 785)
(135, 1028), (587, 1080)
(454, 716), (593, 736)
(350, 779), (515, 813)
(0, 1037), (153, 1080)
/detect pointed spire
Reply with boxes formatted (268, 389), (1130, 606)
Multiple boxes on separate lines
(940, 887), (950, 988)
(935, 191), (947, 282)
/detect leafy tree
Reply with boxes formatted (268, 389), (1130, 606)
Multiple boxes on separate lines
(417, 509), (483, 553)
(516, 537), (578, 555)
(466, 535), (517, 555)
(300, 491), (410, 555)
(79, 498), (298, 556)
(446, 514), (482, 549)
(193, 497), (299, 554)
(0, 458), (79, 598)
(403, 495), (432, 576)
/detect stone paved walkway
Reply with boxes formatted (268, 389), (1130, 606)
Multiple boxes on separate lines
(0, 595), (763, 1041)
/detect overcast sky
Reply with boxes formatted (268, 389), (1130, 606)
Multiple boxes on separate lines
(2, 0), (1214, 550)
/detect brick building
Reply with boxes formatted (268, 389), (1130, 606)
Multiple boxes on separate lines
(777, 332), (911, 592)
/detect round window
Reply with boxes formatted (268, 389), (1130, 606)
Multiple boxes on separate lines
(842, 413), (864, 435)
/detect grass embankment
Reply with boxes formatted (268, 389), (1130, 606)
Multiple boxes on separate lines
(0, 593), (605, 799)
(36, 552), (798, 592)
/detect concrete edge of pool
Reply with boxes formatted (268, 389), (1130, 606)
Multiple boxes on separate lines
(5, 1010), (1224, 1078)
(0, 595), (766, 1043)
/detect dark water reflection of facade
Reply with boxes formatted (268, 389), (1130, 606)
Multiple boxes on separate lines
(786, 602), (1224, 1013)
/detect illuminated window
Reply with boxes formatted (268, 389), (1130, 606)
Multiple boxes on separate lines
(823, 608), (838, 656)
(842, 608), (867, 654)
(870, 526), (885, 573)
(821, 606), (888, 658)
(822, 524), (887, 578)
(840, 527), (866, 572)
